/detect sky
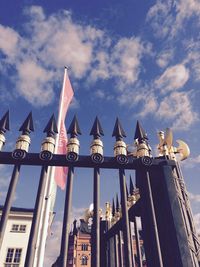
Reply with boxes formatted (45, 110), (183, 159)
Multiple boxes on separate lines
(1, 0), (200, 265)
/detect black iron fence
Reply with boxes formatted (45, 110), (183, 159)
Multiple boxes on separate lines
(0, 111), (199, 267)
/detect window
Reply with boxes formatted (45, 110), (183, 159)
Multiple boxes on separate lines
(81, 244), (88, 251)
(11, 224), (26, 233)
(5, 248), (22, 267)
(11, 225), (19, 232)
(81, 256), (88, 265)
(19, 225), (26, 232)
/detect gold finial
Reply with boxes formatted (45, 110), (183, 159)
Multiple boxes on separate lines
(105, 202), (112, 221)
(157, 128), (190, 161)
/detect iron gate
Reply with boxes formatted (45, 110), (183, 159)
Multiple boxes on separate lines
(0, 111), (199, 267)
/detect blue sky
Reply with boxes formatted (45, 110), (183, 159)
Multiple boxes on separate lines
(1, 0), (200, 265)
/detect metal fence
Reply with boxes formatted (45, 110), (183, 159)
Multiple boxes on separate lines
(0, 111), (199, 267)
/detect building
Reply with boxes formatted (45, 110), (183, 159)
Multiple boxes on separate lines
(0, 206), (33, 267)
(52, 219), (91, 267)
(68, 219), (91, 267)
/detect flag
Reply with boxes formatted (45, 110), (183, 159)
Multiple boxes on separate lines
(54, 68), (74, 189)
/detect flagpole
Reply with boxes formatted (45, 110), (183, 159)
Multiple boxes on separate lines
(33, 68), (69, 267)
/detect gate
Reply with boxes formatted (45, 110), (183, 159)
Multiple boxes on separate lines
(0, 111), (199, 267)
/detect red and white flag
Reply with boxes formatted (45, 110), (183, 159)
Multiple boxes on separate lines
(54, 68), (74, 190)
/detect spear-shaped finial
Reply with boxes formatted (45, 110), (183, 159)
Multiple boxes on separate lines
(129, 175), (134, 196)
(67, 115), (81, 161)
(90, 116), (104, 163)
(67, 115), (81, 138)
(19, 112), (34, 135)
(43, 114), (58, 137)
(40, 114), (58, 159)
(90, 116), (104, 139)
(0, 110), (10, 134)
(134, 120), (147, 142)
(112, 198), (115, 217)
(14, 112), (33, 154)
(112, 117), (126, 141)
(134, 120), (151, 157)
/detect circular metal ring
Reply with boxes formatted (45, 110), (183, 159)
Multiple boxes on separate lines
(141, 156), (153, 166)
(116, 154), (128, 165)
(39, 150), (53, 161)
(66, 152), (79, 162)
(91, 153), (104, 164)
(12, 149), (27, 160)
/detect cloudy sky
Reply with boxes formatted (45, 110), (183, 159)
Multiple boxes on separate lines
(1, 0), (200, 265)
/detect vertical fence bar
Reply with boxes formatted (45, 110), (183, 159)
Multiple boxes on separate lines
(25, 165), (48, 267)
(134, 217), (142, 267)
(162, 165), (197, 266)
(175, 163), (200, 262)
(100, 220), (107, 267)
(172, 165), (198, 265)
(92, 167), (100, 267)
(118, 231), (124, 267)
(144, 171), (163, 266)
(119, 168), (133, 267)
(129, 222), (136, 267)
(60, 166), (74, 267)
(0, 164), (21, 249)
(114, 234), (119, 267)
(136, 169), (163, 267)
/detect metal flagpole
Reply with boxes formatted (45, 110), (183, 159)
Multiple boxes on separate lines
(34, 68), (69, 267)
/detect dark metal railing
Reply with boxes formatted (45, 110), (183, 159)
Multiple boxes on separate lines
(0, 111), (199, 267)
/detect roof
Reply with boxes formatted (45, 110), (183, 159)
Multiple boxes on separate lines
(0, 205), (34, 213)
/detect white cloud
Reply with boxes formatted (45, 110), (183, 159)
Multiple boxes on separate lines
(156, 91), (198, 130)
(44, 220), (62, 267)
(183, 155), (200, 168)
(147, 0), (200, 39)
(146, 1), (174, 39)
(89, 51), (110, 82)
(0, 25), (19, 59)
(189, 192), (200, 203)
(183, 39), (200, 82)
(15, 60), (55, 106)
(194, 213), (200, 233)
(138, 94), (158, 117)
(0, 5), (147, 107)
(155, 64), (189, 94)
(156, 49), (174, 68)
(110, 37), (145, 87)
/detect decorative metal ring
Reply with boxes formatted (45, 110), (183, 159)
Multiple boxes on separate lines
(66, 152), (78, 162)
(116, 154), (128, 165)
(141, 156), (153, 166)
(39, 150), (53, 161)
(12, 149), (27, 160)
(91, 153), (104, 164)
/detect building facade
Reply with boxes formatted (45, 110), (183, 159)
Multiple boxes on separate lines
(0, 207), (33, 267)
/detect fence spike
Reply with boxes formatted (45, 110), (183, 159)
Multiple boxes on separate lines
(112, 198), (116, 217)
(0, 110), (10, 133)
(116, 193), (120, 212)
(126, 182), (129, 199)
(43, 114), (58, 137)
(134, 120), (147, 142)
(129, 175), (134, 196)
(90, 116), (104, 138)
(112, 117), (126, 140)
(67, 115), (81, 137)
(19, 112), (34, 135)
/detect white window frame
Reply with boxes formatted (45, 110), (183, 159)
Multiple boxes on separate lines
(4, 247), (22, 267)
(11, 224), (26, 233)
